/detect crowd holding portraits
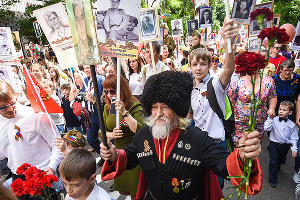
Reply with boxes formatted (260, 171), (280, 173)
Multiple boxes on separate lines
(0, 27), (17, 65)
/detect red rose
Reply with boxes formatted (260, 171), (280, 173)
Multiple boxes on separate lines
(11, 178), (24, 197)
(16, 163), (31, 175)
(235, 52), (267, 76)
(250, 7), (274, 21)
(276, 28), (290, 44)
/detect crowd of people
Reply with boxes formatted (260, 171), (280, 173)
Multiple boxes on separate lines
(0, 11), (300, 200)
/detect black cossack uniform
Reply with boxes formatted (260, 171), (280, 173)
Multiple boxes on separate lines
(124, 125), (230, 200)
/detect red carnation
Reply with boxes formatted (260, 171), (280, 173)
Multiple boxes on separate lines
(11, 178), (24, 197)
(23, 178), (45, 196)
(250, 7), (274, 22)
(16, 163), (31, 175)
(235, 52), (267, 76)
(258, 27), (290, 45)
(24, 166), (46, 179)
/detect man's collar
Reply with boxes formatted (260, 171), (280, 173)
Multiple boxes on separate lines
(202, 74), (211, 83)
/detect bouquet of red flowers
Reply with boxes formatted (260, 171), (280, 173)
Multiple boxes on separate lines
(250, 7), (273, 27)
(11, 163), (58, 199)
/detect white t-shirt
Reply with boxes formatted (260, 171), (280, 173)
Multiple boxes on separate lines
(129, 72), (144, 96)
(209, 68), (224, 78)
(65, 184), (112, 200)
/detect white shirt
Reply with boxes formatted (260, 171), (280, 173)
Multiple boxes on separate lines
(191, 75), (228, 140)
(129, 72), (144, 96)
(0, 104), (63, 174)
(141, 61), (170, 83)
(65, 184), (112, 200)
(209, 68), (224, 78)
(264, 116), (299, 152)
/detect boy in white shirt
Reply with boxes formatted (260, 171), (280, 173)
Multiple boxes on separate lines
(264, 101), (299, 188)
(59, 149), (112, 200)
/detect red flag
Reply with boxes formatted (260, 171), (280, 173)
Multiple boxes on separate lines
(23, 66), (63, 113)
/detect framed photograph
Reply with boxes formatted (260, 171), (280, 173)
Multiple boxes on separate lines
(0, 27), (17, 66)
(171, 19), (183, 37)
(139, 7), (160, 42)
(96, 0), (140, 44)
(248, 2), (273, 36)
(199, 7), (213, 29)
(273, 14), (280, 27)
(65, 0), (101, 65)
(33, 2), (78, 69)
(187, 19), (199, 36)
(232, 0), (256, 24)
(291, 20), (300, 51)
(194, 0), (209, 19)
(248, 37), (259, 52)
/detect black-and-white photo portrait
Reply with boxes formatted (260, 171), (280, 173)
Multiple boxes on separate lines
(187, 19), (199, 36)
(232, 0), (256, 24)
(139, 8), (159, 42)
(0, 33), (12, 55)
(249, 2), (273, 36)
(199, 7), (213, 28)
(33, 21), (43, 38)
(291, 21), (300, 50)
(44, 11), (71, 41)
(97, 0), (140, 44)
(248, 37), (259, 52)
(171, 19), (183, 36)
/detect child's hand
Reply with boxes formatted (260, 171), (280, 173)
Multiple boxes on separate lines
(292, 151), (298, 158)
(55, 137), (66, 153)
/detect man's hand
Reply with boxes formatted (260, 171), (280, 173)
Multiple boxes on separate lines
(100, 140), (118, 162)
(44, 167), (55, 175)
(220, 19), (238, 46)
(238, 131), (261, 160)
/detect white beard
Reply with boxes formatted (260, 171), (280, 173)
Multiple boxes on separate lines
(146, 116), (172, 140)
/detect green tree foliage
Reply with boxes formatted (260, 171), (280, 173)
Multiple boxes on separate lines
(0, 0), (20, 17)
(261, 0), (299, 26)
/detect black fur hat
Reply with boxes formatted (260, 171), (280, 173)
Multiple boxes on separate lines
(141, 71), (193, 118)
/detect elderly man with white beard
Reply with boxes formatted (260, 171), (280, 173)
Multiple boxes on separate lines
(100, 71), (262, 200)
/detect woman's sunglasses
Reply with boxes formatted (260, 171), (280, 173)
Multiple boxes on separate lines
(104, 89), (116, 95)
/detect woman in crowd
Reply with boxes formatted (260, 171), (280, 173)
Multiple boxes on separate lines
(209, 55), (223, 77)
(272, 59), (300, 122)
(30, 63), (48, 83)
(164, 58), (177, 71)
(105, 64), (116, 78)
(102, 75), (145, 200)
(48, 66), (67, 98)
(127, 57), (144, 99)
(161, 46), (169, 63)
(228, 70), (277, 143)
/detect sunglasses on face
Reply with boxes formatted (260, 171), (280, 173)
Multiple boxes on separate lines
(211, 60), (219, 63)
(104, 89), (116, 95)
(166, 62), (172, 65)
(273, 47), (281, 50)
(0, 101), (16, 111)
